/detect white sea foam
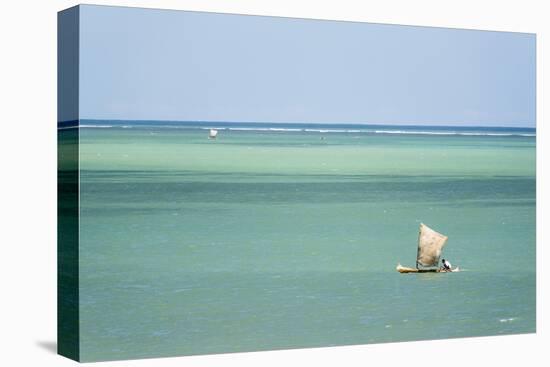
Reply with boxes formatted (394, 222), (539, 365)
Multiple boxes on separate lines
(74, 123), (535, 137)
(79, 124), (114, 128)
(458, 132), (535, 137)
(373, 130), (535, 137)
(269, 128), (303, 132)
(228, 127), (270, 131)
(374, 130), (448, 135)
(499, 317), (517, 323)
(151, 125), (194, 129)
(304, 129), (349, 133)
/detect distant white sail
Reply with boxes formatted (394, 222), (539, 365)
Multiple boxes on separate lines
(209, 129), (218, 139)
(416, 223), (448, 268)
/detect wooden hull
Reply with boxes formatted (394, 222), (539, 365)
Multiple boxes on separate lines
(396, 264), (458, 273)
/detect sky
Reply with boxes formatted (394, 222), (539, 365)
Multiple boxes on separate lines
(78, 5), (536, 127)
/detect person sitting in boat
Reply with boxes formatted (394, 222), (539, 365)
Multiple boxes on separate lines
(441, 258), (452, 271)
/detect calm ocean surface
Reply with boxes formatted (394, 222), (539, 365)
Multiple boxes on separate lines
(77, 121), (536, 361)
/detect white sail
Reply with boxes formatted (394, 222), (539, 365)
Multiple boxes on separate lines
(209, 129), (218, 138)
(416, 223), (448, 269)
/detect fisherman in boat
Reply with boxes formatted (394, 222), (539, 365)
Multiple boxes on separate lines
(441, 258), (452, 271)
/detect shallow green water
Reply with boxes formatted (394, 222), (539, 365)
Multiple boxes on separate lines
(78, 126), (535, 361)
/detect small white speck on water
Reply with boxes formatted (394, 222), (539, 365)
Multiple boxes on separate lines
(385, 325), (392, 328)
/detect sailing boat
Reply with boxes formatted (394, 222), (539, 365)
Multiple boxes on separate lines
(396, 223), (459, 273)
(208, 129), (218, 139)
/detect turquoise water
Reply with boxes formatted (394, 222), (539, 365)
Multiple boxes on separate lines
(77, 123), (535, 361)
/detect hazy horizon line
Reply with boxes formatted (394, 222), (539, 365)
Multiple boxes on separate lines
(76, 118), (536, 130)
